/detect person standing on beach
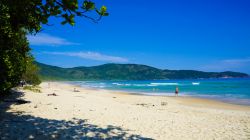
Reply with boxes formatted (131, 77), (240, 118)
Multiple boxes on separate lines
(175, 86), (179, 96)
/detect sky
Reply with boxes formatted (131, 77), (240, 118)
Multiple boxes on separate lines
(28, 0), (250, 74)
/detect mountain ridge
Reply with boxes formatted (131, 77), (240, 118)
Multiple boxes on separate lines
(35, 62), (249, 80)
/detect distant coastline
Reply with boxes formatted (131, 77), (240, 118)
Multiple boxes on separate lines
(36, 61), (249, 81)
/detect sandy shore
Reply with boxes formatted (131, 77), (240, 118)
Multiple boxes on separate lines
(0, 82), (250, 139)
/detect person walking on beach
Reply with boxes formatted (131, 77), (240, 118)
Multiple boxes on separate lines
(175, 86), (179, 96)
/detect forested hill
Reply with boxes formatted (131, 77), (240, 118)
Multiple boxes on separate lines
(36, 62), (249, 80)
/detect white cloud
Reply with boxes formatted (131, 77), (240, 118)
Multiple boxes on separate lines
(27, 33), (80, 46)
(222, 58), (250, 64)
(43, 51), (129, 63)
(201, 57), (250, 72)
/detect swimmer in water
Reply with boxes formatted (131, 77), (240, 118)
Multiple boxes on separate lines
(175, 86), (179, 96)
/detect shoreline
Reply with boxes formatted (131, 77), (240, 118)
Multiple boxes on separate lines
(111, 90), (250, 107)
(68, 81), (250, 107)
(1, 82), (250, 139)
(104, 90), (250, 110)
(67, 81), (250, 111)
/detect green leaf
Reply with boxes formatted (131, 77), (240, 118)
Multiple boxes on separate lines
(103, 13), (109, 16)
(69, 21), (75, 26)
(83, 1), (95, 10)
(61, 20), (67, 25)
(100, 5), (107, 13)
(41, 18), (48, 24)
(99, 5), (108, 16)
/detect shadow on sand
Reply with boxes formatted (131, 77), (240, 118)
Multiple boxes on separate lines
(0, 90), (153, 140)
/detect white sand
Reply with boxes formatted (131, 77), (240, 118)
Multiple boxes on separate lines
(0, 82), (250, 139)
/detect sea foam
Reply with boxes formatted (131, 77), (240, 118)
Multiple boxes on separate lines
(150, 83), (179, 86)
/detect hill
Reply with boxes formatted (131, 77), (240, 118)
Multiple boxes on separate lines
(35, 62), (249, 80)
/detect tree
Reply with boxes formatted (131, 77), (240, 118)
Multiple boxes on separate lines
(0, 0), (108, 94)
(22, 56), (41, 86)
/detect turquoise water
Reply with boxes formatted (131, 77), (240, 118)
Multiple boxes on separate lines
(68, 78), (250, 105)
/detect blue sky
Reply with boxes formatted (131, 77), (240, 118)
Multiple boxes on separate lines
(29, 0), (250, 73)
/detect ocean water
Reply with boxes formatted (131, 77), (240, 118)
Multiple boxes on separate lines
(68, 78), (250, 105)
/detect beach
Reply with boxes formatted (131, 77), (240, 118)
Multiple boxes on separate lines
(1, 82), (250, 139)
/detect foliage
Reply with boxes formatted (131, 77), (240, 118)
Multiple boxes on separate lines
(23, 85), (41, 93)
(0, 1), (30, 93)
(22, 56), (41, 85)
(36, 62), (249, 80)
(1, 0), (108, 33)
(0, 0), (108, 94)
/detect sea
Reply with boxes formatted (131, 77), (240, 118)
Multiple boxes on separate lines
(68, 78), (250, 106)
